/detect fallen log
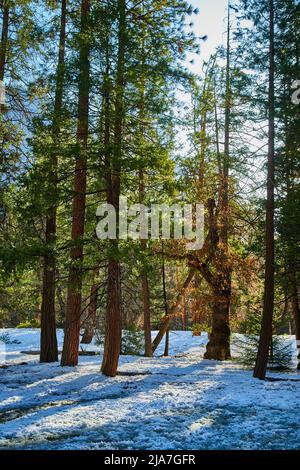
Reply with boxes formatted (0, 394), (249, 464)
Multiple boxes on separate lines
(20, 350), (98, 356)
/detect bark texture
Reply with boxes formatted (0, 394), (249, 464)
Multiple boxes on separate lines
(0, 1), (9, 82)
(204, 291), (231, 360)
(253, 0), (275, 379)
(40, 0), (67, 363)
(61, 0), (90, 367)
(204, 6), (232, 361)
(101, 0), (126, 377)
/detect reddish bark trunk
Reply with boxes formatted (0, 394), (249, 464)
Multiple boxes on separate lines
(40, 216), (58, 362)
(61, 0), (90, 367)
(101, 0), (126, 377)
(40, 0), (67, 364)
(101, 257), (121, 376)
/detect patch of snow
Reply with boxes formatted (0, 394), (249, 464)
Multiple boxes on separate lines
(0, 329), (299, 450)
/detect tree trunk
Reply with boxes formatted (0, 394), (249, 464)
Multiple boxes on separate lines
(290, 270), (300, 369)
(139, 115), (152, 358)
(142, 262), (152, 357)
(164, 329), (169, 356)
(61, 0), (90, 367)
(0, 1), (9, 82)
(219, 4), (231, 248)
(253, 0), (275, 379)
(137, 14), (152, 357)
(101, 0), (126, 377)
(101, 257), (122, 376)
(81, 282), (98, 344)
(204, 6), (232, 361)
(40, 0), (67, 363)
(182, 297), (188, 330)
(139, 160), (151, 357)
(0, 1), (9, 230)
(152, 269), (195, 353)
(40, 218), (58, 362)
(204, 291), (231, 360)
(162, 245), (169, 356)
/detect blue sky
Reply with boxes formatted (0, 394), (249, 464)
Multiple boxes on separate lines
(188, 0), (229, 73)
(176, 1), (229, 153)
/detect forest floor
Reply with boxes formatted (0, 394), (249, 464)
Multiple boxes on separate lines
(0, 329), (300, 450)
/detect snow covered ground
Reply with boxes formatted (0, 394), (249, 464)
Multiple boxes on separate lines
(0, 329), (300, 450)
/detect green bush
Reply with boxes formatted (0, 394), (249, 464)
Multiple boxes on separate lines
(17, 318), (40, 328)
(233, 334), (293, 370)
(95, 324), (144, 356)
(193, 321), (211, 336)
(121, 326), (144, 356)
(192, 323), (202, 336)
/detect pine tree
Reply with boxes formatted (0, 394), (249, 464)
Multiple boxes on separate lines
(100, 0), (126, 377)
(253, 0), (275, 379)
(0, 0), (9, 86)
(204, 6), (232, 360)
(275, 0), (300, 369)
(40, 0), (67, 364)
(61, 0), (91, 367)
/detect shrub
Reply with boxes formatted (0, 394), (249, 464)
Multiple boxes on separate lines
(121, 326), (144, 356)
(95, 324), (144, 356)
(0, 332), (21, 345)
(192, 323), (202, 336)
(193, 321), (211, 336)
(233, 334), (293, 370)
(17, 319), (40, 328)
